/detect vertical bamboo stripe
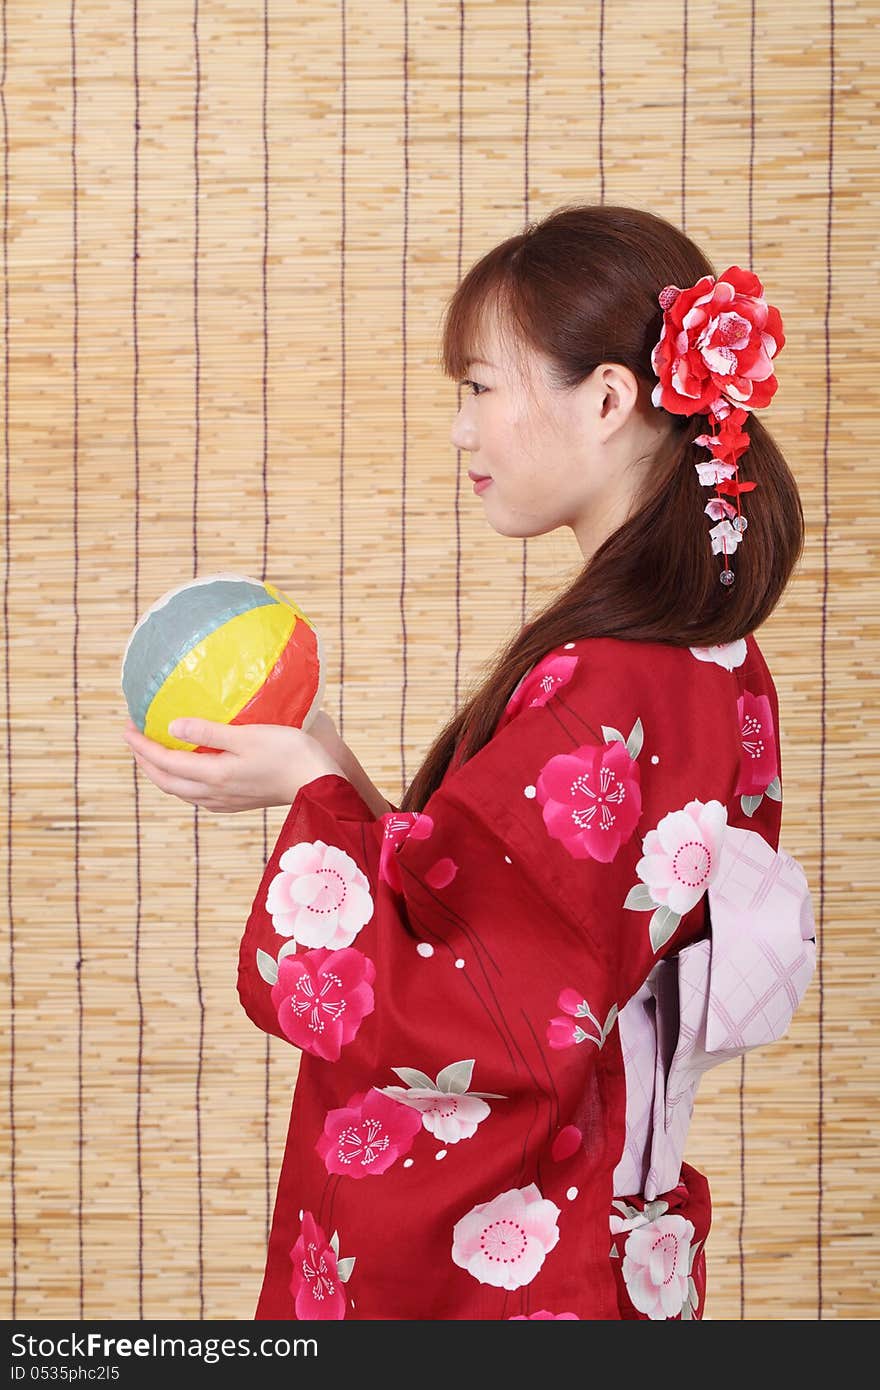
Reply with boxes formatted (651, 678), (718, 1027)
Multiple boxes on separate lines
(681, 0), (688, 233)
(1, 0), (14, 1324)
(191, 0), (206, 1320)
(454, 0), (464, 716)
(817, 0), (836, 1321)
(260, 0), (271, 1259)
(598, 1), (606, 207)
(520, 0), (532, 629)
(131, 0), (146, 1322)
(339, 0), (349, 745)
(68, 0), (84, 1319)
(400, 1), (410, 792)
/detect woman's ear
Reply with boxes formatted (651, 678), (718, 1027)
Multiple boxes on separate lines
(597, 362), (639, 422)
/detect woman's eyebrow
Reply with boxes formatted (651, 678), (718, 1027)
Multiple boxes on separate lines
(466, 357), (496, 368)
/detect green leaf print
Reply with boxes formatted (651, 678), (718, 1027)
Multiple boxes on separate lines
(390, 1066), (436, 1090)
(624, 883), (655, 912)
(436, 1059), (475, 1094)
(649, 904), (681, 953)
(256, 948), (278, 985)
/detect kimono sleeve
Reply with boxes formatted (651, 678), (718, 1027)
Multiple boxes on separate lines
(237, 636), (744, 1055)
(237, 774), (386, 1042)
(409, 636), (745, 1011)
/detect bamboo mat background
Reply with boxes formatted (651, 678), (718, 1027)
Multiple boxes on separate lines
(1, 0), (876, 1321)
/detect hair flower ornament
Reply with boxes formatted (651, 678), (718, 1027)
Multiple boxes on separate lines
(650, 266), (785, 586)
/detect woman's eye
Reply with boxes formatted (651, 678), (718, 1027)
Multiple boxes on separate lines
(458, 379), (487, 396)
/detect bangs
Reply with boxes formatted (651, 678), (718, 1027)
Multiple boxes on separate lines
(440, 287), (499, 381)
(439, 254), (529, 382)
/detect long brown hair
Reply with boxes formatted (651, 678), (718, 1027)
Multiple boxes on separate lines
(399, 202), (804, 813)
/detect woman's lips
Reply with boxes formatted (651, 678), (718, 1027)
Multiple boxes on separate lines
(468, 470), (492, 493)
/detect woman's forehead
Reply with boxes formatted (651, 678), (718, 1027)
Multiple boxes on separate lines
(465, 323), (525, 374)
(458, 300), (543, 386)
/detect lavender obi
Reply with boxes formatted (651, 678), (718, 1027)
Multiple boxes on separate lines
(613, 824), (816, 1200)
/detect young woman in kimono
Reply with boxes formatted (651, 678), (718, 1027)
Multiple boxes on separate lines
(122, 203), (815, 1320)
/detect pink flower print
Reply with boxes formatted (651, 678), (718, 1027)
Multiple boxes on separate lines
(547, 989), (618, 1050)
(550, 1125), (583, 1162)
(452, 1183), (561, 1291)
(504, 653), (580, 721)
(509, 1310), (579, 1319)
(636, 798), (727, 916)
(425, 857), (458, 890)
(378, 811), (434, 895)
(378, 1087), (491, 1143)
(735, 690), (778, 795)
(289, 1211), (348, 1320)
(270, 946), (375, 1062)
(537, 741), (642, 863)
(266, 839), (373, 949)
(316, 1088), (422, 1178)
(546, 1015), (579, 1049)
(621, 1213), (695, 1319)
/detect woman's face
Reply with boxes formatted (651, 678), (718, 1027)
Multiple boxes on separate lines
(449, 308), (668, 561)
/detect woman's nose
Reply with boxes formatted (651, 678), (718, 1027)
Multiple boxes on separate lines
(450, 412), (475, 452)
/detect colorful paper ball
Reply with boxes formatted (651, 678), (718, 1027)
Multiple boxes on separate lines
(120, 573), (326, 752)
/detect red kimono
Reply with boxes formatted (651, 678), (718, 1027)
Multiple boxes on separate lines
(237, 633), (814, 1320)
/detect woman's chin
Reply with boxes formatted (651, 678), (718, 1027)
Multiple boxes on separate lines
(483, 505), (562, 542)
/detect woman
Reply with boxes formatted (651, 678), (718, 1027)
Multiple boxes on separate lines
(123, 203), (814, 1319)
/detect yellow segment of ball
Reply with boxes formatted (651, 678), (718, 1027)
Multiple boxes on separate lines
(144, 600), (299, 750)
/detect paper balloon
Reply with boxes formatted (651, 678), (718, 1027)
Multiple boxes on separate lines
(120, 573), (326, 753)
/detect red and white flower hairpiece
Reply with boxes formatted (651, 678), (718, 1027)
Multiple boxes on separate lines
(650, 266), (785, 586)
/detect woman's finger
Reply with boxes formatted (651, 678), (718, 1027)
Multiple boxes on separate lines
(131, 750), (215, 805)
(167, 717), (243, 754)
(122, 723), (229, 782)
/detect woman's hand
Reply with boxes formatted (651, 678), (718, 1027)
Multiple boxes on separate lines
(120, 714), (346, 813)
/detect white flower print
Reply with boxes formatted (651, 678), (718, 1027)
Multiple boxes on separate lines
(624, 799), (728, 951)
(376, 1059), (505, 1144)
(382, 1088), (490, 1143)
(265, 838), (373, 949)
(688, 638), (747, 670)
(620, 1211), (700, 1320)
(452, 1183), (561, 1291)
(637, 799), (727, 916)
